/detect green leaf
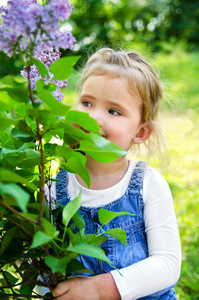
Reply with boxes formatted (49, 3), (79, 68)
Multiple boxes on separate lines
(0, 169), (37, 191)
(0, 226), (17, 256)
(44, 255), (71, 276)
(62, 123), (88, 144)
(18, 149), (41, 168)
(0, 90), (14, 111)
(62, 153), (90, 188)
(19, 282), (35, 296)
(37, 90), (70, 116)
(0, 271), (18, 286)
(0, 116), (12, 133)
(67, 241), (112, 265)
(0, 131), (15, 149)
(105, 228), (127, 246)
(1, 75), (25, 86)
(62, 190), (82, 227)
(21, 214), (55, 237)
(27, 107), (53, 124)
(65, 110), (100, 133)
(66, 228), (79, 246)
(36, 80), (57, 93)
(30, 231), (59, 249)
(0, 182), (30, 212)
(98, 209), (135, 226)
(11, 127), (35, 142)
(66, 259), (93, 274)
(1, 143), (27, 156)
(78, 133), (128, 163)
(32, 58), (49, 78)
(84, 234), (108, 246)
(72, 211), (85, 231)
(0, 85), (29, 103)
(49, 56), (81, 80)
(50, 143), (73, 158)
(41, 217), (56, 237)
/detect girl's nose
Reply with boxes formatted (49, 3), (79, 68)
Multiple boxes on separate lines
(90, 110), (103, 127)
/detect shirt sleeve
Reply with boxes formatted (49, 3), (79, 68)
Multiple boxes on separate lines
(110, 168), (181, 300)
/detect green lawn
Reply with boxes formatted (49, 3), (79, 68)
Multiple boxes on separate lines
(157, 48), (199, 299)
(162, 112), (199, 299)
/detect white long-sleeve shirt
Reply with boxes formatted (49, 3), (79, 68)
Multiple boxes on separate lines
(44, 159), (181, 299)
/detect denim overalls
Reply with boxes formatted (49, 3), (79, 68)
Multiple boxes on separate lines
(56, 161), (177, 300)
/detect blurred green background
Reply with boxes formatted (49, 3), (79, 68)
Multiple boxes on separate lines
(0, 0), (198, 298)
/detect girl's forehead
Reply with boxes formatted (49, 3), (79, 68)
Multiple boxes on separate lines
(82, 75), (128, 91)
(81, 74), (141, 102)
(80, 75), (143, 107)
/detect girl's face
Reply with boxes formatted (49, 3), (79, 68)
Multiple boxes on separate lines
(76, 75), (150, 151)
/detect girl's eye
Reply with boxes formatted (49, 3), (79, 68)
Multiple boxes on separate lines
(108, 109), (121, 116)
(82, 101), (92, 107)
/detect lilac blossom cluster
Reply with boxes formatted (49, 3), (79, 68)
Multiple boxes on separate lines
(0, 0), (76, 60)
(21, 48), (67, 102)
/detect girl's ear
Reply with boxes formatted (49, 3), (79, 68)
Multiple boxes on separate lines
(132, 122), (153, 144)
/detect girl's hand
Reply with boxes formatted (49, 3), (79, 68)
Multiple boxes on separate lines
(52, 273), (121, 300)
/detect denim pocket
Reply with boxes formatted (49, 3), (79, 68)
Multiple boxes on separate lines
(103, 220), (148, 269)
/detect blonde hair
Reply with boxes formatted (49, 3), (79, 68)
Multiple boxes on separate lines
(80, 48), (167, 162)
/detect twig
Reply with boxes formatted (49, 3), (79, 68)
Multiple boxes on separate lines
(0, 268), (15, 294)
(0, 200), (37, 225)
(0, 294), (53, 299)
(4, 215), (33, 237)
(36, 129), (45, 231)
(27, 65), (35, 104)
(26, 64), (44, 230)
(0, 282), (22, 289)
(26, 62), (59, 288)
(12, 262), (51, 288)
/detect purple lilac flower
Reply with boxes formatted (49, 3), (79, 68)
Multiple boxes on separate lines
(21, 48), (68, 102)
(0, 0), (75, 60)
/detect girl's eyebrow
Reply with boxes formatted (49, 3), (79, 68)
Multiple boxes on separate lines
(107, 100), (129, 114)
(79, 94), (96, 100)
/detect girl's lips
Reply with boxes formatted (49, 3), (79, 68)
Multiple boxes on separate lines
(101, 134), (107, 139)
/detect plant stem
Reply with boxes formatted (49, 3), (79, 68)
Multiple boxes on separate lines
(36, 127), (45, 231)
(0, 294), (53, 299)
(0, 268), (15, 294)
(0, 199), (37, 225)
(27, 65), (35, 104)
(26, 63), (44, 231)
(12, 262), (51, 288)
(26, 61), (59, 289)
(4, 215), (33, 237)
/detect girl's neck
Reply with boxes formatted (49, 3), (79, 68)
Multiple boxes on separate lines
(75, 155), (129, 190)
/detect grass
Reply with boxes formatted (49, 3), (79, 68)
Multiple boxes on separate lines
(162, 112), (199, 299)
(153, 48), (199, 299)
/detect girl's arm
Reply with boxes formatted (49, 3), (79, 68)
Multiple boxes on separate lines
(52, 273), (121, 300)
(110, 168), (181, 299)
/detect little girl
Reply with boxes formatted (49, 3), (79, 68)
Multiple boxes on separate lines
(45, 48), (181, 300)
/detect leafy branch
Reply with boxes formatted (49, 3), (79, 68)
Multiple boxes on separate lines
(0, 2), (130, 298)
